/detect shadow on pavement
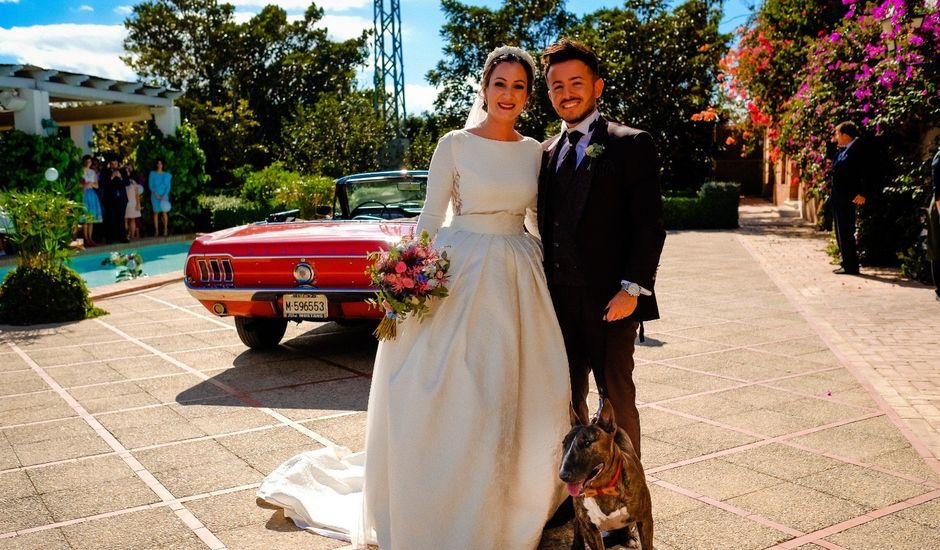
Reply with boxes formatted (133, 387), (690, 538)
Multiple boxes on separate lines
(175, 321), (377, 410)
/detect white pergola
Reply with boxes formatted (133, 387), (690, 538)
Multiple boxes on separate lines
(0, 64), (182, 154)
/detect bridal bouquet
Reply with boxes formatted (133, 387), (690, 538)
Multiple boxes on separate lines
(366, 230), (450, 341)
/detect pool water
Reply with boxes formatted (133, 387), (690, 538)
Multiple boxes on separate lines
(0, 241), (191, 288)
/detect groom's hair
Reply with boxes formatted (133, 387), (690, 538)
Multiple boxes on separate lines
(541, 38), (600, 80)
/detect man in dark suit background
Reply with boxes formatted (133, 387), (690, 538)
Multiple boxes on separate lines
(102, 158), (129, 244)
(830, 121), (869, 275)
(538, 38), (666, 460)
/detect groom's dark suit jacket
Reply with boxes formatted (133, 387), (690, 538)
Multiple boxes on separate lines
(537, 116), (666, 322)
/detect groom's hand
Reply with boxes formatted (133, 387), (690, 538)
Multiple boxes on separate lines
(603, 291), (637, 322)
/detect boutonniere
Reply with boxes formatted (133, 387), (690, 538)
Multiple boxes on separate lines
(584, 143), (605, 169)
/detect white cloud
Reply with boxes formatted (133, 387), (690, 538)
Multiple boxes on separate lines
(229, 12), (369, 41)
(404, 83), (438, 115)
(0, 24), (137, 82)
(0, 0), (21, 4)
(318, 14), (370, 41)
(114, 5), (133, 15)
(77, 4), (93, 11)
(228, 0), (367, 11)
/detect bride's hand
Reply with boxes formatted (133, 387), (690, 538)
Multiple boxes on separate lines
(603, 291), (637, 322)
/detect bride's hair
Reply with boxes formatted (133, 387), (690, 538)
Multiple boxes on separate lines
(479, 45), (537, 110)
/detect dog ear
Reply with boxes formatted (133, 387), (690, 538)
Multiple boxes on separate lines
(569, 402), (586, 427)
(596, 398), (617, 433)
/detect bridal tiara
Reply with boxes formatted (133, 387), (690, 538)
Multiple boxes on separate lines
(484, 45), (537, 76)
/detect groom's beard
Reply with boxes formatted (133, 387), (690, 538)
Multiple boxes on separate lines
(557, 99), (597, 126)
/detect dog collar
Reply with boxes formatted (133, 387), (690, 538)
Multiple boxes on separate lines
(582, 458), (622, 498)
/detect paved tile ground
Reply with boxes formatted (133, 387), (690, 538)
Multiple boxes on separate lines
(1, 198), (939, 549)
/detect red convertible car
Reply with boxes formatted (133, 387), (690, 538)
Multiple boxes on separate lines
(184, 170), (426, 349)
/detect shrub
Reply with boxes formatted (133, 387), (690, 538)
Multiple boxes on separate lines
(0, 264), (96, 325)
(0, 130), (83, 195)
(239, 162), (295, 208)
(1, 190), (83, 267)
(274, 174), (335, 219)
(236, 163), (335, 220)
(197, 195), (268, 231)
(662, 181), (740, 229)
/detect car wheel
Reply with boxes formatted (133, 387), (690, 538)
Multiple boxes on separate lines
(234, 316), (288, 350)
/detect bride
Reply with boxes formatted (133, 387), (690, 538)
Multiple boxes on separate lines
(258, 45), (571, 549)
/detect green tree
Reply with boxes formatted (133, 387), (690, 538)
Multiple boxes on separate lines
(281, 92), (393, 178)
(181, 96), (265, 194)
(403, 114), (447, 170)
(232, 4), (369, 149)
(569, 0), (730, 187)
(427, 0), (573, 136)
(123, 0), (369, 181)
(123, 0), (238, 100)
(94, 121), (150, 163)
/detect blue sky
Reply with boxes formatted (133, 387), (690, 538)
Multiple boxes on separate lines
(0, 0), (754, 114)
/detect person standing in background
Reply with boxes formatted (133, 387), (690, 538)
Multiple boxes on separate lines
(80, 155), (102, 247)
(830, 121), (870, 275)
(149, 159), (172, 237)
(102, 158), (129, 243)
(124, 169), (143, 240)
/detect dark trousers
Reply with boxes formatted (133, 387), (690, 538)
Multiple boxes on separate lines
(549, 284), (641, 458)
(104, 201), (127, 243)
(832, 197), (859, 271)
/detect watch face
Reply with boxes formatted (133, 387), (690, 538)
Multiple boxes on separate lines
(627, 283), (640, 296)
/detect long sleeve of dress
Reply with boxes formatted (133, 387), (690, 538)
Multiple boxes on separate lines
(416, 133), (457, 240)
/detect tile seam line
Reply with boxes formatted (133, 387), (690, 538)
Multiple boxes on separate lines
(0, 410), (359, 476)
(0, 481), (261, 540)
(144, 293), (374, 379)
(91, 317), (339, 449)
(6, 342), (227, 550)
(735, 232), (940, 477)
(763, 487), (940, 549)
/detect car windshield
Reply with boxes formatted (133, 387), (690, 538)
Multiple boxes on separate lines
(346, 179), (426, 213)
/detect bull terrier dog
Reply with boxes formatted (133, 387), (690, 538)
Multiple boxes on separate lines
(559, 399), (653, 550)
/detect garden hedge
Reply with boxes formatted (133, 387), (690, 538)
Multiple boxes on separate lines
(662, 181), (740, 230)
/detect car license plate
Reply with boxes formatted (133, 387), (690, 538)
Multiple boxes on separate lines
(283, 294), (328, 319)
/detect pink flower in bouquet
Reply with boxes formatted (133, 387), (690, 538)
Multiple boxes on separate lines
(402, 277), (415, 289)
(395, 261), (407, 273)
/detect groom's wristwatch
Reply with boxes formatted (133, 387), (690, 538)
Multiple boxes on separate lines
(620, 280), (652, 297)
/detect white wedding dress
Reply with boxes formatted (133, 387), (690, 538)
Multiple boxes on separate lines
(258, 129), (571, 549)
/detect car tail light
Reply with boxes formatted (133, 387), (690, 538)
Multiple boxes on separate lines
(195, 257), (233, 283)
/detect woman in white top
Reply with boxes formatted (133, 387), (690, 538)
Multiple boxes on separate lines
(259, 46), (570, 549)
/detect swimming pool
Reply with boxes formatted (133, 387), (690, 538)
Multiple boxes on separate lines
(0, 241), (192, 288)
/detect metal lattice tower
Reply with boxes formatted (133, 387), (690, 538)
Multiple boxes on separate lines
(373, 0), (406, 136)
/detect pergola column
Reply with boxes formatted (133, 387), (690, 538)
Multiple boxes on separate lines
(152, 106), (180, 137)
(13, 88), (51, 135)
(70, 124), (93, 154)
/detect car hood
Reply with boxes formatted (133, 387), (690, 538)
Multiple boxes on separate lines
(189, 220), (417, 257)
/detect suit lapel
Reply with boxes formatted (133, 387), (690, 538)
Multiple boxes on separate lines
(539, 133), (564, 236)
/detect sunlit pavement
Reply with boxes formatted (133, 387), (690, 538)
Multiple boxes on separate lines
(1, 198), (939, 549)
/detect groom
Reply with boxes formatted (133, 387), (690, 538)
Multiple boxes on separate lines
(538, 38), (665, 462)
